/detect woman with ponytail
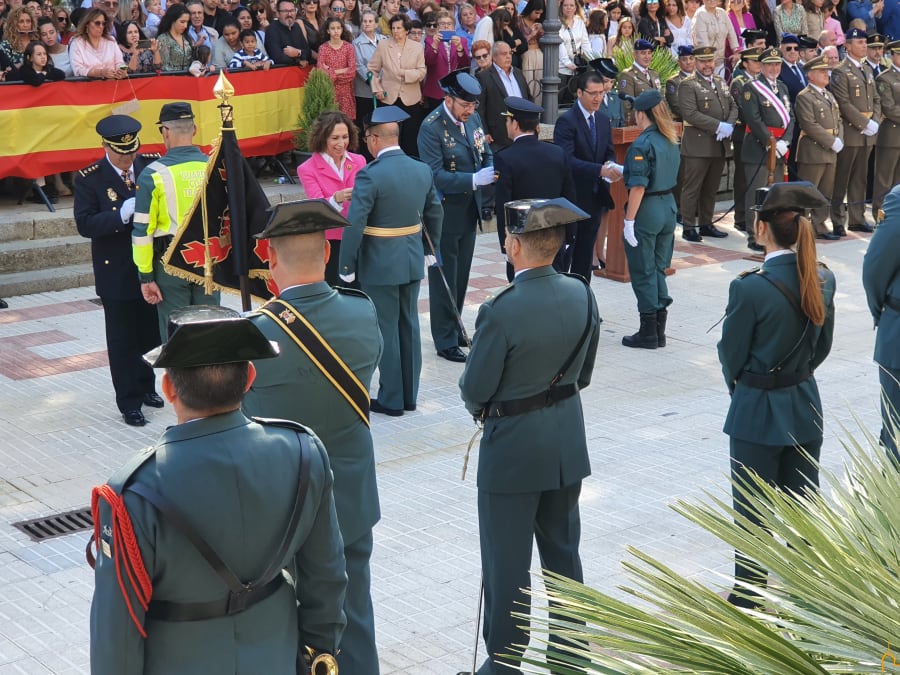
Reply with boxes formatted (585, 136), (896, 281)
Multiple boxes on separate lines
(717, 180), (836, 610)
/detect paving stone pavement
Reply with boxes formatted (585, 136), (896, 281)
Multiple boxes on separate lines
(0, 214), (884, 674)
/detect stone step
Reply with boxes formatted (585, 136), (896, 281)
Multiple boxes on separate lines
(0, 235), (91, 274)
(0, 263), (94, 297)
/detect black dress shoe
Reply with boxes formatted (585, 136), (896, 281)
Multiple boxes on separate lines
(370, 399), (403, 416)
(457, 336), (471, 348)
(481, 208), (494, 220)
(437, 346), (467, 362)
(833, 225), (847, 237)
(747, 240), (765, 252)
(404, 403), (416, 412)
(0, 299), (7, 309)
(817, 232), (841, 241)
(699, 224), (728, 238)
(122, 410), (147, 426)
(143, 392), (165, 408)
(734, 221), (747, 232)
(682, 227), (703, 242)
(848, 223), (874, 233)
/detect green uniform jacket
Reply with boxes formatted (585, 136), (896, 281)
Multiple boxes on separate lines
(624, 124), (681, 227)
(244, 282), (384, 543)
(794, 84), (843, 164)
(862, 185), (900, 369)
(740, 75), (795, 165)
(665, 70), (690, 120)
(678, 72), (738, 158)
(718, 254), (836, 445)
(458, 266), (600, 494)
(417, 105), (493, 234)
(829, 58), (881, 148)
(876, 67), (900, 148)
(339, 149), (443, 283)
(90, 410), (347, 675)
(730, 69), (751, 145)
(618, 65), (661, 124)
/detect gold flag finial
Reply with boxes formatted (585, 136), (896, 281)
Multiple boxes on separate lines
(213, 70), (235, 104)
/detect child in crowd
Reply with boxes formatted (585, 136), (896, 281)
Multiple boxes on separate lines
(228, 29), (273, 69)
(19, 40), (64, 85)
(188, 43), (216, 75)
(144, 0), (163, 38)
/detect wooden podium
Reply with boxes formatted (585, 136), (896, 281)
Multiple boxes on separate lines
(595, 124), (681, 283)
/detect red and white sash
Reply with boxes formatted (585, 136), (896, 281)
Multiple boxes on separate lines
(750, 80), (790, 128)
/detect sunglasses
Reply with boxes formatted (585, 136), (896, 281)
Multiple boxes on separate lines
(332, 5), (345, 10)
(425, 20), (436, 26)
(783, 45), (798, 51)
(91, 19), (107, 25)
(56, 14), (67, 20)
(474, 52), (489, 59)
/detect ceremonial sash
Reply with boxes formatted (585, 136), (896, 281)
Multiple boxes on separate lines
(750, 80), (790, 128)
(258, 299), (370, 427)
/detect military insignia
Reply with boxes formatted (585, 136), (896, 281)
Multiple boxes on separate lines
(879, 82), (885, 93)
(101, 539), (112, 558)
(279, 309), (295, 324)
(620, 78), (627, 89)
(744, 91), (751, 100)
(107, 187), (117, 201)
(667, 82), (675, 93)
(634, 154), (644, 160)
(738, 266), (760, 278)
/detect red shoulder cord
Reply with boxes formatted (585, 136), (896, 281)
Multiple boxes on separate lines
(90, 484), (153, 638)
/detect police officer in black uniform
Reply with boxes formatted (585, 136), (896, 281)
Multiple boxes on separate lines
(75, 115), (163, 427)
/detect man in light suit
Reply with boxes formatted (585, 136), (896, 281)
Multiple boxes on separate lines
(552, 70), (619, 283)
(340, 107), (443, 414)
(418, 69), (495, 363)
(245, 200), (383, 675)
(477, 41), (530, 151)
(458, 198), (600, 675)
(862, 183), (900, 462)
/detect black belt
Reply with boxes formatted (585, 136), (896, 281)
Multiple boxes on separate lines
(886, 296), (900, 312)
(485, 383), (577, 417)
(644, 186), (674, 197)
(146, 574), (285, 621)
(153, 235), (174, 255)
(738, 369), (812, 390)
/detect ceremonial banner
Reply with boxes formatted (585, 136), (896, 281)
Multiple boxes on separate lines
(162, 89), (276, 305)
(0, 67), (309, 180)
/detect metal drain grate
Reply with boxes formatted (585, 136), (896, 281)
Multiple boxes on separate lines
(13, 507), (94, 542)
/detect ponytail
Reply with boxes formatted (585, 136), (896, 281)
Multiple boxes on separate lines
(767, 211), (825, 325)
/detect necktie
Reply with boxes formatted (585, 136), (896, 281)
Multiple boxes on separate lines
(588, 113), (596, 146)
(121, 170), (133, 190)
(794, 64), (805, 85)
(458, 121), (466, 138)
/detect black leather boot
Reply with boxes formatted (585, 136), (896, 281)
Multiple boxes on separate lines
(622, 312), (658, 349)
(656, 308), (667, 347)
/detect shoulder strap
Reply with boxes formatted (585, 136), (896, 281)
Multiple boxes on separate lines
(756, 269), (811, 374)
(551, 277), (595, 387)
(258, 299), (370, 427)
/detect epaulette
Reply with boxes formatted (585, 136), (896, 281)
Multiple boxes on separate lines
(423, 109), (441, 124)
(561, 271), (589, 285)
(738, 266), (761, 279)
(140, 152), (161, 160)
(335, 285), (370, 300)
(78, 162), (101, 177)
(251, 415), (314, 436)
(486, 282), (515, 304)
(817, 260), (830, 271)
(106, 445), (158, 493)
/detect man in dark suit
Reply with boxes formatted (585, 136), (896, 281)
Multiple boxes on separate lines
(458, 198), (600, 675)
(418, 69), (495, 363)
(74, 115), (162, 428)
(341, 106), (444, 414)
(779, 33), (807, 179)
(494, 97), (576, 281)
(477, 41), (530, 152)
(552, 70), (620, 283)
(265, 0), (310, 67)
(245, 200), (383, 675)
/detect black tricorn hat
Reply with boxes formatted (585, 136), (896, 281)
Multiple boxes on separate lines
(440, 68), (482, 101)
(589, 56), (618, 79)
(143, 306), (279, 368)
(797, 34), (819, 49)
(255, 198), (350, 239)
(751, 181), (828, 218)
(504, 198), (589, 234)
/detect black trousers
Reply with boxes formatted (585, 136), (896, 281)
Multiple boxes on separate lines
(396, 99), (425, 159)
(102, 297), (160, 412)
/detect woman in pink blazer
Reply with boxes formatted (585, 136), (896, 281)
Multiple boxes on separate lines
(423, 10), (471, 109)
(297, 110), (367, 286)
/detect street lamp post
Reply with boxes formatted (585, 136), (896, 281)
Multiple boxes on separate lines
(540, 0), (561, 123)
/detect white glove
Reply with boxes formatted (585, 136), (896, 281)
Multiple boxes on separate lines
(831, 136), (844, 153)
(339, 272), (356, 283)
(775, 140), (789, 158)
(425, 254), (437, 267)
(863, 119), (880, 136)
(716, 121), (734, 141)
(120, 197), (136, 224)
(623, 219), (638, 247)
(473, 166), (496, 187)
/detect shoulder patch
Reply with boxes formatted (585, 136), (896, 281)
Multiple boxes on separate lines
(140, 153), (161, 160)
(738, 266), (761, 278)
(831, 70), (841, 84)
(667, 82), (676, 93)
(424, 109), (440, 124)
(744, 91), (752, 101)
(78, 163), (100, 177)
(620, 78), (628, 89)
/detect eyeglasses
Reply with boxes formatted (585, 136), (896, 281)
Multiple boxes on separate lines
(364, 132), (380, 140)
(581, 88), (604, 97)
(453, 97), (478, 110)
(474, 52), (489, 59)
(783, 45), (797, 51)
(332, 5), (345, 10)
(56, 14), (67, 20)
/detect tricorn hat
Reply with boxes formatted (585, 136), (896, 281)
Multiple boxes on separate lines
(143, 306), (279, 368)
(365, 104), (410, 127)
(500, 96), (543, 123)
(96, 114), (141, 154)
(589, 56), (618, 79)
(255, 198), (350, 239)
(504, 198), (590, 234)
(440, 69), (482, 101)
(751, 181), (828, 218)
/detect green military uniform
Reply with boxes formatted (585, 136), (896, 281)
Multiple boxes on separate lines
(132, 141), (220, 341)
(828, 56), (881, 230)
(458, 200), (600, 675)
(244, 273), (384, 674)
(623, 123), (680, 314)
(740, 68), (794, 246)
(874, 64), (900, 216)
(342, 132), (443, 411)
(794, 57), (844, 236)
(665, 69), (690, 120)
(862, 184), (900, 460)
(618, 63), (661, 125)
(677, 65), (737, 233)
(729, 49), (762, 232)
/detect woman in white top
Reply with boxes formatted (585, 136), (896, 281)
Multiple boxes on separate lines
(69, 8), (126, 77)
(586, 8), (607, 56)
(691, 0), (738, 76)
(665, 0), (691, 56)
(558, 0), (589, 103)
(38, 16), (72, 75)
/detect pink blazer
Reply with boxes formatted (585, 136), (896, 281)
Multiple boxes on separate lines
(297, 151), (367, 240)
